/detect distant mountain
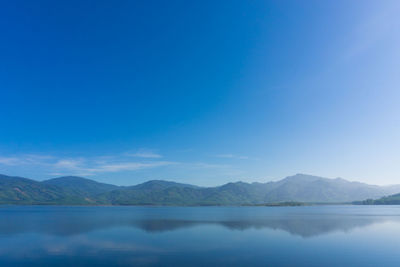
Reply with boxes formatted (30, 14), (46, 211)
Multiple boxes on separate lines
(95, 174), (400, 205)
(354, 192), (400, 205)
(130, 180), (200, 191)
(96, 180), (202, 205)
(43, 176), (119, 197)
(0, 174), (90, 204)
(260, 174), (394, 203)
(1, 173), (399, 205)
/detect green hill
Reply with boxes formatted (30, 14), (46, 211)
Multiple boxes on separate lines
(43, 176), (119, 197)
(0, 174), (90, 204)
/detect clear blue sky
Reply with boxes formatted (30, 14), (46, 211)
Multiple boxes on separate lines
(1, 0), (399, 186)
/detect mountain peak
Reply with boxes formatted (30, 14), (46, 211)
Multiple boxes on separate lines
(281, 174), (323, 183)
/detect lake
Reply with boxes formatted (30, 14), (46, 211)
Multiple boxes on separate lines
(0, 206), (400, 266)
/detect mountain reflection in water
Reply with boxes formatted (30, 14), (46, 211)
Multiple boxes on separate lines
(0, 206), (398, 238)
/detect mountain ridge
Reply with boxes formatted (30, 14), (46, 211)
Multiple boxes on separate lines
(43, 176), (120, 197)
(1, 173), (399, 205)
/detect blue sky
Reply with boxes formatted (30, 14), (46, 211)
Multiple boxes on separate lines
(1, 0), (399, 186)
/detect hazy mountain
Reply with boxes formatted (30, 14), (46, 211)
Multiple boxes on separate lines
(97, 174), (399, 205)
(382, 184), (400, 195)
(261, 174), (392, 203)
(1, 173), (399, 205)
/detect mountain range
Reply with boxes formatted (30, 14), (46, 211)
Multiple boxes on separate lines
(1, 173), (399, 205)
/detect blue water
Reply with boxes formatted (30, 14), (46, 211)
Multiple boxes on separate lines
(0, 206), (400, 266)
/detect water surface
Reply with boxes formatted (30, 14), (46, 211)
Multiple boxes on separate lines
(1, 205), (400, 266)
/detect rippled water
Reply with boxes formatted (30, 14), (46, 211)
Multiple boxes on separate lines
(1, 205), (400, 266)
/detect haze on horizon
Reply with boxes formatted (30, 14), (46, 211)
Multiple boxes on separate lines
(1, 0), (399, 186)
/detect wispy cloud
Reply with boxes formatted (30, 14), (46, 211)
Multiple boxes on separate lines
(125, 149), (162, 158)
(343, 1), (400, 61)
(91, 161), (174, 172)
(0, 157), (21, 165)
(0, 152), (242, 178)
(215, 154), (249, 160)
(54, 159), (84, 169)
(0, 153), (174, 176)
(0, 154), (54, 166)
(52, 159), (175, 176)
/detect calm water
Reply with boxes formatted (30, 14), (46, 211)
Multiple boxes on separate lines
(1, 206), (400, 266)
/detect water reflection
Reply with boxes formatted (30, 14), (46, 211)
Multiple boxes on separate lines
(1, 206), (400, 266)
(127, 216), (390, 237)
(0, 206), (398, 238)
